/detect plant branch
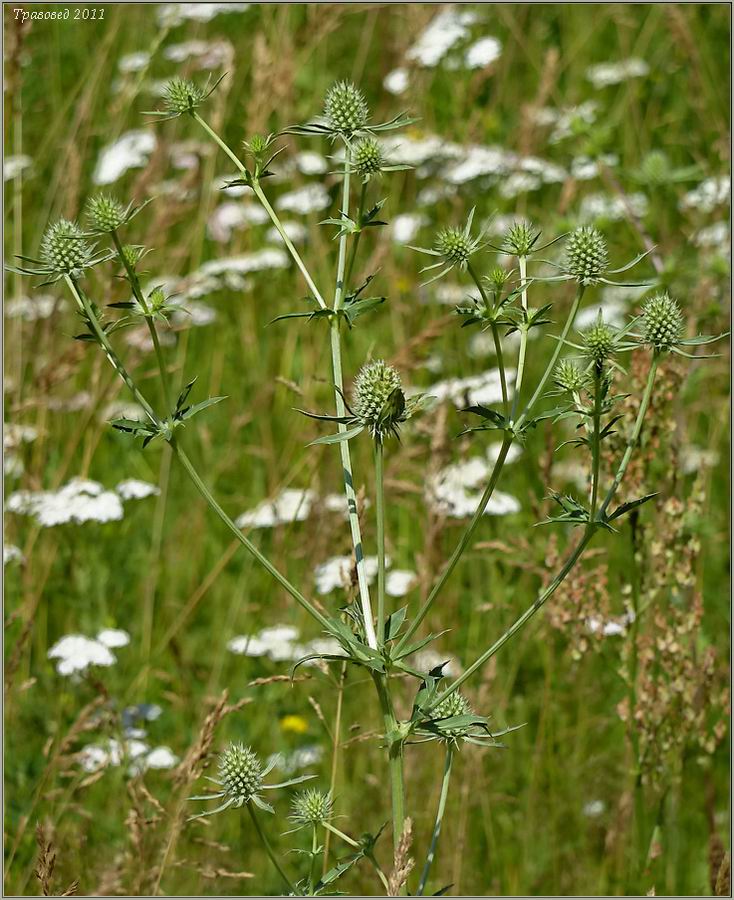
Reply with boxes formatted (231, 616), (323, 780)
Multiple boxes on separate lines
(375, 439), (387, 644)
(416, 746), (453, 896)
(467, 261), (508, 415)
(247, 803), (296, 895)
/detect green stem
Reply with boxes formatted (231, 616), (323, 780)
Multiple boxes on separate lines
(515, 284), (586, 431)
(375, 439), (387, 644)
(309, 825), (318, 894)
(599, 357), (659, 516)
(590, 369), (602, 520)
(395, 435), (512, 655)
(344, 180), (367, 291)
(110, 230), (173, 408)
(373, 675), (405, 850)
(416, 746), (454, 896)
(65, 275), (159, 425)
(427, 529), (595, 713)
(323, 823), (391, 893)
(247, 803), (297, 895)
(510, 255), (529, 421)
(191, 111), (327, 309)
(467, 261), (508, 415)
(172, 441), (332, 633)
(322, 663), (346, 874)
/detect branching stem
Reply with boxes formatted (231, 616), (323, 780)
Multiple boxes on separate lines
(416, 746), (453, 896)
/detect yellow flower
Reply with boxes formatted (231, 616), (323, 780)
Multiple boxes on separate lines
(280, 714), (308, 735)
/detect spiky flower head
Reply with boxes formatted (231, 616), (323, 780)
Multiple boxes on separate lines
(163, 78), (205, 116)
(289, 789), (333, 828)
(218, 743), (263, 804)
(554, 359), (588, 394)
(122, 245), (145, 269)
(353, 360), (405, 440)
(40, 219), (93, 275)
(433, 692), (473, 738)
(565, 226), (608, 285)
(353, 137), (384, 177)
(584, 318), (617, 366)
(641, 293), (683, 352)
(86, 194), (126, 233)
(435, 226), (472, 267)
(324, 81), (369, 135)
(488, 266), (510, 291)
(638, 150), (671, 186)
(503, 220), (536, 257)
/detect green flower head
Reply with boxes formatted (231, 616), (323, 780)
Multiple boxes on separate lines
(641, 292), (684, 352)
(565, 226), (609, 285)
(324, 81), (369, 136)
(289, 788), (333, 829)
(353, 360), (405, 441)
(40, 219), (94, 275)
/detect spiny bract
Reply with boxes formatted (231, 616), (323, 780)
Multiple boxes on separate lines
(218, 743), (263, 802)
(353, 137), (384, 176)
(565, 226), (609, 284)
(86, 194), (126, 233)
(504, 220), (536, 257)
(641, 292), (684, 351)
(353, 360), (404, 438)
(163, 78), (205, 115)
(40, 219), (93, 274)
(290, 788), (333, 826)
(324, 81), (369, 135)
(554, 359), (589, 393)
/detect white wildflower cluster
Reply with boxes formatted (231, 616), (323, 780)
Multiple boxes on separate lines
(275, 183), (331, 215)
(267, 744), (323, 776)
(586, 608), (635, 638)
(163, 38), (233, 70)
(4, 545), (24, 567)
(586, 58), (649, 89)
(236, 488), (370, 530)
(227, 624), (343, 663)
(533, 101), (598, 143)
(7, 477), (159, 527)
(427, 444), (522, 519)
(78, 737), (178, 776)
(156, 2), (250, 28)
(3, 155), (32, 181)
(4, 294), (62, 321)
(579, 192), (649, 223)
(93, 130), (157, 185)
(47, 629), (130, 676)
(313, 554), (417, 597)
(680, 176), (730, 213)
(412, 649), (462, 677)
(409, 367), (516, 409)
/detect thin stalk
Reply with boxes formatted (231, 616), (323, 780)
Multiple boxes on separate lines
(65, 275), (159, 425)
(510, 255), (529, 421)
(395, 435), (512, 655)
(322, 662), (346, 874)
(515, 283), (586, 431)
(375, 439), (387, 643)
(328, 143), (378, 649)
(416, 746), (454, 896)
(111, 230), (173, 408)
(467, 261), (508, 415)
(308, 825), (318, 894)
(373, 674), (405, 849)
(247, 803), (296, 895)
(191, 110), (327, 309)
(589, 369), (602, 520)
(599, 357), (659, 516)
(344, 179), (367, 290)
(63, 276), (331, 636)
(428, 529), (594, 712)
(323, 823), (391, 893)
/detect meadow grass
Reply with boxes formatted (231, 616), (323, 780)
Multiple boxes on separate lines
(4, 4), (730, 896)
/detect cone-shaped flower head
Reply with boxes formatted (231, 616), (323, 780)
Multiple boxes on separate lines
(40, 219), (93, 275)
(353, 360), (405, 441)
(584, 318), (617, 366)
(641, 292), (684, 352)
(503, 220), (536, 257)
(324, 81), (369, 135)
(163, 78), (206, 116)
(289, 788), (333, 828)
(86, 194), (127, 233)
(554, 359), (588, 394)
(433, 691), (473, 738)
(435, 226), (472, 267)
(565, 226), (608, 285)
(218, 743), (263, 804)
(353, 137), (384, 177)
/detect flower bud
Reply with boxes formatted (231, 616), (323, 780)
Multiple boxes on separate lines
(163, 78), (204, 116)
(503, 220), (535, 257)
(40, 219), (92, 274)
(218, 743), (263, 803)
(353, 137), (384, 177)
(353, 360), (404, 440)
(86, 194), (126, 233)
(565, 226), (608, 284)
(641, 292), (683, 351)
(290, 788), (333, 827)
(554, 359), (588, 394)
(434, 691), (473, 737)
(324, 81), (369, 135)
(584, 319), (616, 366)
(435, 227), (471, 266)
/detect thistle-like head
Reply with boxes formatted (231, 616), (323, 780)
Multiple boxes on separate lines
(565, 226), (608, 285)
(86, 194), (127, 233)
(40, 219), (93, 275)
(583, 317), (617, 367)
(353, 137), (384, 178)
(324, 81), (369, 136)
(163, 78), (206, 116)
(435, 226), (472, 267)
(554, 359), (589, 394)
(289, 788), (333, 828)
(353, 360), (405, 441)
(218, 743), (264, 804)
(641, 293), (684, 352)
(433, 692), (473, 738)
(503, 220), (536, 257)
